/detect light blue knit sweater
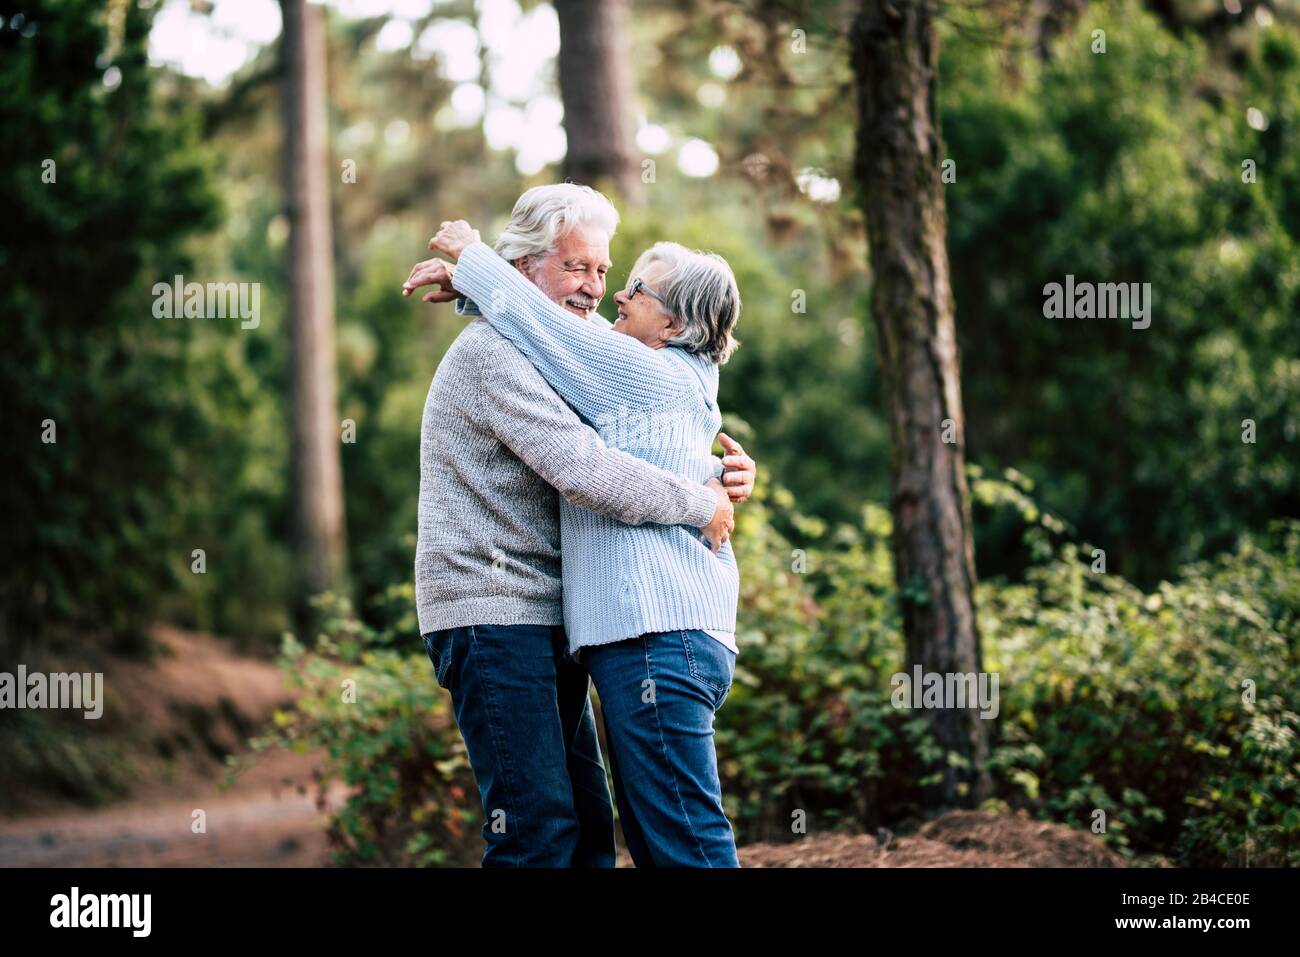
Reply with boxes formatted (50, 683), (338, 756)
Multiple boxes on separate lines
(451, 241), (739, 653)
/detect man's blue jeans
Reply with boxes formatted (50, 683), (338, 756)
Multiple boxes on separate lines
(422, 623), (616, 867)
(582, 629), (740, 868)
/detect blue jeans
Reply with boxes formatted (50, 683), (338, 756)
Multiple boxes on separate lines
(422, 623), (616, 867)
(582, 629), (740, 868)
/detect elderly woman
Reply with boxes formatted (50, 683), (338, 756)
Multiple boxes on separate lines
(431, 218), (743, 868)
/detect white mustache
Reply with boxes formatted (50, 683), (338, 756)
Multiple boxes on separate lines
(565, 294), (599, 311)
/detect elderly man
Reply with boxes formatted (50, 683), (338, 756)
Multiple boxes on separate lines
(401, 184), (755, 868)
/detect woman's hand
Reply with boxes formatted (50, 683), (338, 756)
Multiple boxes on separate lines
(430, 220), (481, 261)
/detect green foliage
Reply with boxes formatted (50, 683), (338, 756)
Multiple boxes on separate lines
(0, 707), (134, 811)
(716, 482), (933, 839)
(259, 476), (1299, 867)
(0, 0), (220, 652)
(941, 0), (1300, 583)
(726, 479), (1300, 865)
(242, 591), (480, 866)
(983, 520), (1300, 866)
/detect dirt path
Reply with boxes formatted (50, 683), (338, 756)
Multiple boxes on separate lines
(0, 626), (351, 867)
(0, 746), (348, 867)
(4, 777), (1125, 867)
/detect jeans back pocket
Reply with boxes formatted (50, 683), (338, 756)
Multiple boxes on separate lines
(679, 629), (736, 711)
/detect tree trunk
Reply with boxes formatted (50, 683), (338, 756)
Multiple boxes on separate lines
(1032, 0), (1090, 60)
(554, 0), (645, 206)
(850, 0), (991, 809)
(280, 0), (347, 603)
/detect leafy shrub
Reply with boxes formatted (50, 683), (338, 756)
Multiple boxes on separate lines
(983, 520), (1300, 866)
(718, 475), (1300, 865)
(253, 477), (1299, 866)
(0, 708), (134, 812)
(242, 590), (479, 866)
(716, 483), (938, 840)
(944, 1), (1300, 585)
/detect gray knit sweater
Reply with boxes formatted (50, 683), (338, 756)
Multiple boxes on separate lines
(414, 318), (719, 637)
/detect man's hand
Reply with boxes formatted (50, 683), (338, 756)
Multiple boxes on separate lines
(401, 258), (459, 303)
(700, 479), (735, 554)
(718, 432), (755, 502)
(430, 220), (481, 261)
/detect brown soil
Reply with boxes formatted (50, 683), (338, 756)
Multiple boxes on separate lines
(736, 810), (1129, 868)
(0, 746), (346, 867)
(0, 625), (348, 866)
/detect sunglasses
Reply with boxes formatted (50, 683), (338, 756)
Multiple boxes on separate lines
(626, 276), (667, 305)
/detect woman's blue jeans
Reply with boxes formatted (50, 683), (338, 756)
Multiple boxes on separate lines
(582, 628), (740, 868)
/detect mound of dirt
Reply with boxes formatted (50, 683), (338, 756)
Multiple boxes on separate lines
(1, 626), (347, 866)
(737, 809), (1128, 867)
(105, 625), (291, 771)
(4, 625), (299, 814)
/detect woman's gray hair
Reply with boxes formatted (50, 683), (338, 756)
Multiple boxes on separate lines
(631, 242), (741, 365)
(494, 183), (620, 263)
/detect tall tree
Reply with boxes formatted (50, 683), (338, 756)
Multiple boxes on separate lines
(554, 0), (645, 205)
(280, 0), (347, 603)
(851, 0), (991, 808)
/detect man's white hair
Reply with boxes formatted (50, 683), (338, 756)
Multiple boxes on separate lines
(494, 183), (620, 263)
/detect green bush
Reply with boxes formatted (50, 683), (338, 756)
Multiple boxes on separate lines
(717, 473), (1300, 865)
(716, 483), (938, 840)
(983, 521), (1300, 866)
(0, 708), (134, 812)
(943, 1), (1300, 585)
(251, 476), (1299, 866)
(241, 591), (480, 866)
